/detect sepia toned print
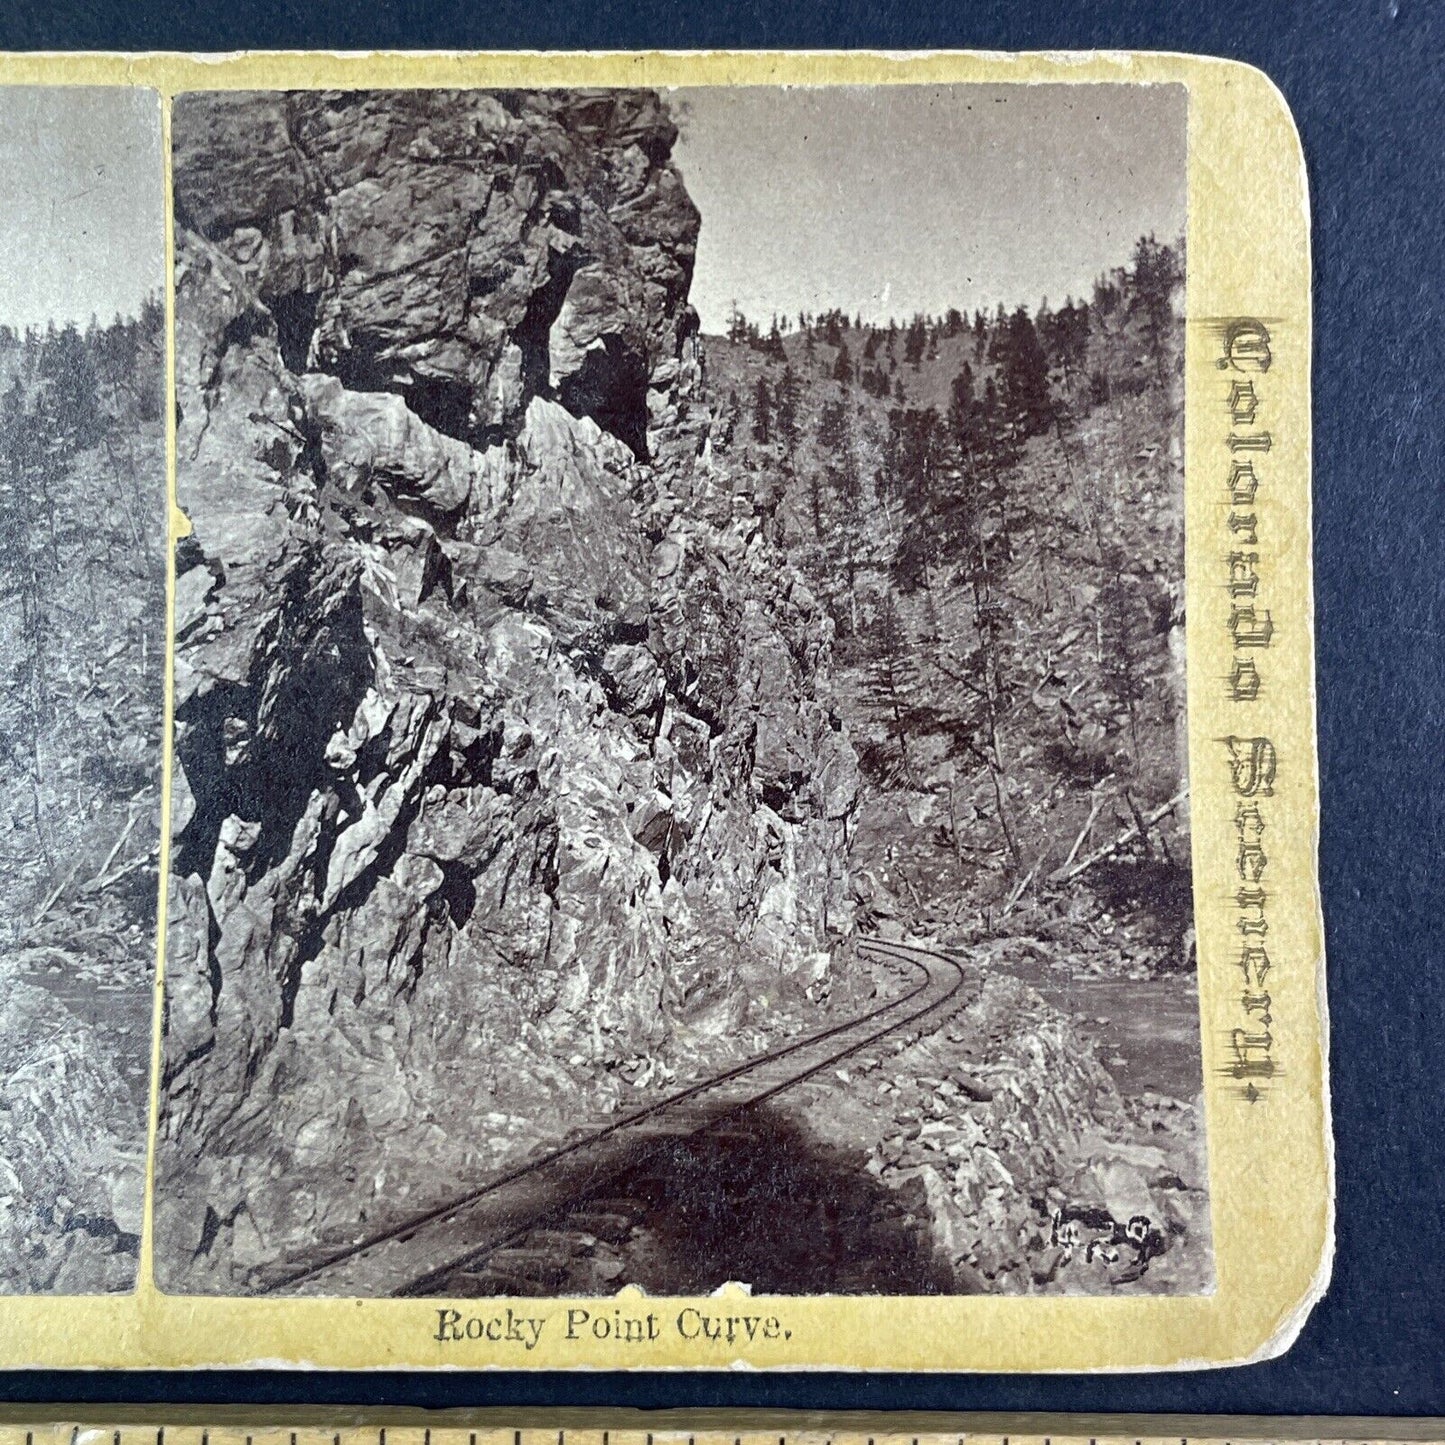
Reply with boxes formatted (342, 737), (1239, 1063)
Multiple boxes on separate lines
(0, 87), (166, 1293)
(0, 50), (1324, 1373)
(155, 81), (1210, 1299)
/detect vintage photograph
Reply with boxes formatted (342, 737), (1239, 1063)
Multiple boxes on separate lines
(155, 82), (1208, 1299)
(0, 87), (166, 1292)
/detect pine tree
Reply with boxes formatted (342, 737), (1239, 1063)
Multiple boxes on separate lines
(886, 406), (945, 596)
(998, 306), (1053, 437)
(1093, 271), (1122, 319)
(751, 376), (772, 443)
(0, 377), (58, 863)
(903, 316), (927, 367)
(827, 453), (865, 632)
(1041, 295), (1091, 388)
(946, 364), (975, 456)
(775, 365), (800, 451)
(1130, 233), (1181, 379)
(869, 588), (920, 789)
(38, 321), (104, 458)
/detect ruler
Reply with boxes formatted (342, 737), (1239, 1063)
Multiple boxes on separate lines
(0, 1417), (1442, 1445)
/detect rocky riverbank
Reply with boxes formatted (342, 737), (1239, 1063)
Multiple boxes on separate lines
(788, 968), (1212, 1294)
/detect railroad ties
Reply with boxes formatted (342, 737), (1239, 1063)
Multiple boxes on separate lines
(263, 938), (979, 1298)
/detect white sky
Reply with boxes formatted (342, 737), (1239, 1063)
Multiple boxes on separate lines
(0, 84), (1184, 338)
(669, 83), (1187, 332)
(0, 87), (163, 330)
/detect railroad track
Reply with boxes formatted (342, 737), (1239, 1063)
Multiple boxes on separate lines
(263, 936), (977, 1298)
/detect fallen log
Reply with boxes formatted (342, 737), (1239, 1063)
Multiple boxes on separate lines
(31, 858), (84, 928)
(90, 811), (137, 886)
(1057, 775), (1115, 876)
(1050, 786), (1190, 884)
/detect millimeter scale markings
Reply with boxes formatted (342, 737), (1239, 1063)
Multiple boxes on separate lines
(6, 1422), (1445, 1445)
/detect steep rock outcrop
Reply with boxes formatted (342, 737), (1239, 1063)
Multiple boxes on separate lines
(158, 89), (858, 1291)
(172, 89), (697, 455)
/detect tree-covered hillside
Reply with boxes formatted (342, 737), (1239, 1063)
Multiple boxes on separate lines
(0, 300), (165, 1292)
(701, 237), (1189, 979)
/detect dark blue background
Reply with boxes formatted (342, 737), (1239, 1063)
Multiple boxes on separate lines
(0, 0), (1440, 1418)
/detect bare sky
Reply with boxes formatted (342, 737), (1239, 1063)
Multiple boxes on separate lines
(0, 88), (163, 331)
(669, 84), (1187, 332)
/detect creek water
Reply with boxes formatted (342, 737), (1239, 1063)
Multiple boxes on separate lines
(1004, 962), (1205, 1100)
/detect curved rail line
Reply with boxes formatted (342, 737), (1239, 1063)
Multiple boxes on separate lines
(263, 937), (975, 1297)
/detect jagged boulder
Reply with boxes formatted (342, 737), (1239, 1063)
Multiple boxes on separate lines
(300, 375), (494, 515)
(172, 89), (698, 452)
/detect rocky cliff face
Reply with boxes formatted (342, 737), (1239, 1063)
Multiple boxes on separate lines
(157, 89), (858, 1291)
